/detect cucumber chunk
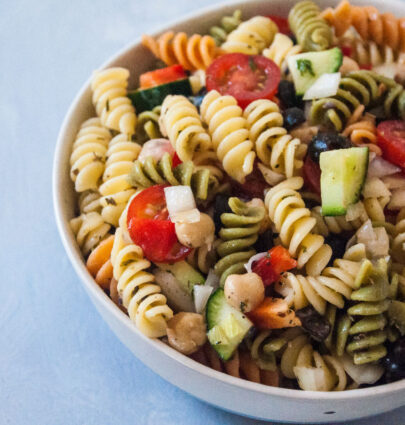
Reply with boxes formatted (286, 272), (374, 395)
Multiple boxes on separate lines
(128, 78), (192, 112)
(320, 147), (369, 216)
(156, 261), (205, 295)
(206, 288), (252, 360)
(288, 48), (343, 96)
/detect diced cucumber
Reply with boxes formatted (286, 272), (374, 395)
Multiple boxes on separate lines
(320, 147), (369, 216)
(156, 261), (205, 295)
(287, 48), (343, 96)
(128, 78), (192, 112)
(206, 288), (252, 360)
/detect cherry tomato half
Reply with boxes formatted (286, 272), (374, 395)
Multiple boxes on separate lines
(127, 185), (191, 263)
(206, 53), (281, 109)
(252, 246), (297, 286)
(377, 120), (405, 169)
(303, 155), (321, 195)
(267, 15), (290, 35)
(139, 64), (187, 89)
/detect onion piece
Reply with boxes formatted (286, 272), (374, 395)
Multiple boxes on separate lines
(303, 73), (341, 100)
(205, 268), (220, 289)
(368, 156), (400, 178)
(194, 285), (213, 314)
(154, 270), (195, 312)
(164, 186), (199, 223)
(346, 202), (367, 222)
(341, 354), (384, 385)
(138, 138), (175, 163)
(244, 252), (268, 273)
(356, 220), (389, 258)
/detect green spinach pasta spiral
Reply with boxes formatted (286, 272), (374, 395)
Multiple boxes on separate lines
(200, 90), (256, 183)
(136, 106), (162, 143)
(160, 95), (212, 161)
(244, 99), (307, 179)
(111, 227), (174, 337)
(215, 197), (265, 286)
(288, 1), (333, 52)
(209, 9), (242, 46)
(311, 71), (405, 131)
(265, 177), (332, 276)
(346, 259), (390, 364)
(128, 152), (217, 201)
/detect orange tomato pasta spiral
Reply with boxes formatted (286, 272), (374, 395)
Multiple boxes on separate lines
(322, 0), (405, 52)
(86, 234), (114, 290)
(142, 32), (219, 71)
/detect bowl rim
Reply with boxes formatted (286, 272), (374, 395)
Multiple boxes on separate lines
(53, 0), (405, 401)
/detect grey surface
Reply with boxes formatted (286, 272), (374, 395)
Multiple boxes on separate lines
(1, 0), (404, 424)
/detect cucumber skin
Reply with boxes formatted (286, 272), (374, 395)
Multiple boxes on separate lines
(288, 48), (343, 96)
(320, 147), (369, 217)
(128, 78), (192, 112)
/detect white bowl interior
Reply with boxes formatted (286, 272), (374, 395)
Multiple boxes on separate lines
(53, 0), (405, 422)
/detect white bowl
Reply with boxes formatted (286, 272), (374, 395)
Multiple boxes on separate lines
(53, 0), (405, 422)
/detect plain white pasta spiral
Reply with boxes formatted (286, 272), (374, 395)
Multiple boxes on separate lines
(264, 177), (332, 275)
(70, 211), (111, 257)
(200, 90), (256, 183)
(221, 16), (278, 54)
(99, 134), (141, 226)
(244, 99), (307, 179)
(393, 208), (405, 263)
(311, 206), (359, 237)
(263, 33), (302, 75)
(70, 118), (111, 192)
(78, 190), (102, 214)
(111, 228), (173, 337)
(91, 67), (137, 136)
(159, 95), (211, 162)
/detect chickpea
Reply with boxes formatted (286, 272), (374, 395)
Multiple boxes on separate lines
(224, 273), (265, 313)
(166, 312), (207, 355)
(175, 213), (215, 248)
(339, 56), (360, 75)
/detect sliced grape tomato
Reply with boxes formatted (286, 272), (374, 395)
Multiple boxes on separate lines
(206, 53), (281, 109)
(377, 120), (405, 169)
(266, 15), (290, 35)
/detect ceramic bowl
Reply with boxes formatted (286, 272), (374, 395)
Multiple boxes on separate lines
(53, 0), (405, 421)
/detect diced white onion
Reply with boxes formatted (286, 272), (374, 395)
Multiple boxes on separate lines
(138, 138), (175, 163)
(356, 220), (389, 258)
(303, 73), (341, 100)
(205, 268), (220, 289)
(368, 156), (400, 178)
(194, 285), (213, 314)
(341, 354), (384, 385)
(164, 186), (198, 223)
(244, 252), (268, 273)
(153, 270), (195, 312)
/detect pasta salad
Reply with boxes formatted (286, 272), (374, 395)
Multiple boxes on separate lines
(69, 0), (405, 391)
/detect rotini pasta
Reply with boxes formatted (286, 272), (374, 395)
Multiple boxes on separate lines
(215, 197), (265, 286)
(128, 152), (217, 201)
(160, 95), (211, 162)
(142, 32), (218, 71)
(86, 234), (114, 290)
(209, 10), (243, 46)
(244, 99), (307, 179)
(200, 90), (256, 183)
(98, 134), (141, 226)
(221, 16), (278, 55)
(78, 190), (102, 214)
(288, 1), (333, 52)
(186, 240), (219, 275)
(91, 67), (137, 136)
(264, 177), (332, 276)
(111, 227), (173, 337)
(136, 106), (162, 143)
(70, 118), (110, 193)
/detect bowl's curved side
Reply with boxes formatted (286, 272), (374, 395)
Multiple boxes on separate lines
(53, 0), (405, 422)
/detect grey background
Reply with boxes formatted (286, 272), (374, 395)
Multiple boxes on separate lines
(1, 0), (404, 423)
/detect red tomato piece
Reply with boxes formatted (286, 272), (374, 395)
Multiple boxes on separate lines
(303, 155), (321, 195)
(267, 15), (290, 35)
(127, 185), (191, 263)
(377, 120), (405, 168)
(340, 45), (352, 57)
(206, 53), (281, 109)
(252, 246), (297, 286)
(139, 65), (187, 89)
(247, 297), (301, 329)
(359, 64), (372, 70)
(231, 164), (268, 199)
(172, 152), (182, 168)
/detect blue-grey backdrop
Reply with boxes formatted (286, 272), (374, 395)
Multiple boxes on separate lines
(1, 0), (404, 424)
